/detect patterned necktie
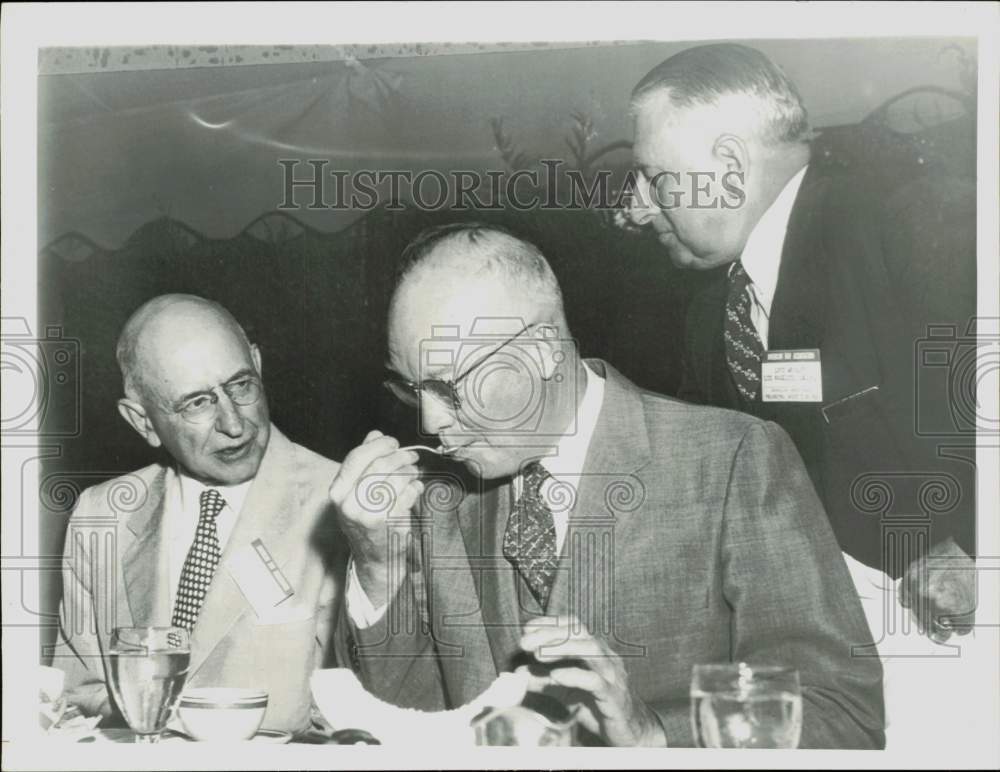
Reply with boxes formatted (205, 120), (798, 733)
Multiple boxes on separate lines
(724, 262), (766, 402)
(172, 489), (224, 632)
(502, 462), (558, 610)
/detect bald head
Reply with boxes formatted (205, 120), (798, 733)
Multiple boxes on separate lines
(391, 222), (569, 337)
(631, 43), (811, 148)
(116, 294), (251, 400)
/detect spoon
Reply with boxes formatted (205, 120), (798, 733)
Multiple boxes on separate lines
(399, 444), (456, 455)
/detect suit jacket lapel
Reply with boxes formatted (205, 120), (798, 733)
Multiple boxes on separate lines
(121, 468), (171, 627)
(547, 360), (652, 615)
(188, 428), (302, 678)
(768, 165), (887, 408)
(437, 363), (654, 697)
(476, 483), (525, 675)
(429, 477), (501, 705)
(708, 293), (740, 407)
(769, 165), (829, 353)
(686, 271), (742, 409)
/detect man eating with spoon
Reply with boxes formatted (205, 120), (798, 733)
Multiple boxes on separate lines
(328, 222), (884, 747)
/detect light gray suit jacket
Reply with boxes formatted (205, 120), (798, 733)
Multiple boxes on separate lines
(53, 427), (346, 733)
(337, 360), (884, 748)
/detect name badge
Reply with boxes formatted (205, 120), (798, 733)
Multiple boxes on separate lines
(225, 538), (295, 619)
(761, 349), (823, 402)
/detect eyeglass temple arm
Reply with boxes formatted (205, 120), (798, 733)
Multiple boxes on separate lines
(451, 325), (532, 386)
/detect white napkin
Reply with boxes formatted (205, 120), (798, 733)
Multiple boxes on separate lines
(310, 668), (528, 746)
(39, 666), (103, 741)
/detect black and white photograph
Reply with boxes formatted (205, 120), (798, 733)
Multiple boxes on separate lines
(2, 2), (998, 769)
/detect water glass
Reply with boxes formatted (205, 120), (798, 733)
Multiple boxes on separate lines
(106, 627), (191, 743)
(690, 663), (802, 748)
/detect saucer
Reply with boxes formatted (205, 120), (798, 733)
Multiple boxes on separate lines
(78, 728), (293, 744)
(167, 728), (293, 744)
(243, 729), (293, 744)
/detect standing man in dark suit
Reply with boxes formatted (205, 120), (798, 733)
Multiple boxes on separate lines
(329, 223), (884, 747)
(625, 43), (976, 642)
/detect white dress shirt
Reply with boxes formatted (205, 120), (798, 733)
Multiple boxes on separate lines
(347, 362), (607, 627)
(166, 469), (253, 600)
(730, 164), (809, 348)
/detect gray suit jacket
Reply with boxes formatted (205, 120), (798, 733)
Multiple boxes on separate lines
(53, 427), (346, 733)
(337, 360), (884, 748)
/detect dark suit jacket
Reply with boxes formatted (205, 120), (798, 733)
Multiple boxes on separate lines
(680, 161), (977, 576)
(53, 427), (347, 733)
(337, 361), (885, 748)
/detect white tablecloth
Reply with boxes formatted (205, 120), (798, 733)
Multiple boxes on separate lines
(843, 553), (995, 751)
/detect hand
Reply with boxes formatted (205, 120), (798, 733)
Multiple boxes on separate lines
(899, 538), (976, 643)
(329, 430), (422, 607)
(517, 615), (666, 747)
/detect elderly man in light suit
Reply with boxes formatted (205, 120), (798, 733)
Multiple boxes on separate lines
(330, 223), (884, 748)
(52, 294), (345, 734)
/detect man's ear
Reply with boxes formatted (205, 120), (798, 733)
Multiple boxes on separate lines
(117, 398), (163, 449)
(713, 134), (748, 175)
(533, 324), (564, 381)
(250, 343), (262, 377)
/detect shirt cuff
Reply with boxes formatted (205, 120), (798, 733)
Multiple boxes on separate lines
(345, 557), (388, 629)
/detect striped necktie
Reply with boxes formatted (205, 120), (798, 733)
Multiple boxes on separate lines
(724, 262), (766, 402)
(172, 489), (224, 632)
(502, 462), (558, 610)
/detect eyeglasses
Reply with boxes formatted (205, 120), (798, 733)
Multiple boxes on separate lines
(383, 326), (532, 412)
(171, 375), (263, 424)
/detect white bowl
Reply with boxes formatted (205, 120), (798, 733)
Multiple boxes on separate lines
(178, 688), (267, 742)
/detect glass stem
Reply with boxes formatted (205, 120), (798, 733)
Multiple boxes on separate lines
(135, 732), (160, 744)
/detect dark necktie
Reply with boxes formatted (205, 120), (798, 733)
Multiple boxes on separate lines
(502, 462), (558, 610)
(172, 489), (224, 632)
(725, 262), (765, 402)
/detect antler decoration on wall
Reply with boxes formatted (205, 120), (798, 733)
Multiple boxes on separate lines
(342, 55), (405, 116)
(491, 111), (630, 175)
(490, 117), (533, 171)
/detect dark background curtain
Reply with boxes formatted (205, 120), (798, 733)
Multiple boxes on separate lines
(38, 206), (715, 472)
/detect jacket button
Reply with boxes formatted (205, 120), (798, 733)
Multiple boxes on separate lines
(347, 631), (361, 672)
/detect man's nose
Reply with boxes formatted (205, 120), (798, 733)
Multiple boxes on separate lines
(214, 393), (245, 437)
(419, 391), (455, 438)
(626, 173), (657, 226)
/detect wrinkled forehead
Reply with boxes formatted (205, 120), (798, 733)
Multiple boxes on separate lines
(136, 314), (254, 395)
(388, 271), (529, 378)
(631, 96), (720, 168)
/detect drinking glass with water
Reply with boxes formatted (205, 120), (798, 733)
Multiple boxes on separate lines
(106, 627), (191, 743)
(690, 663), (802, 748)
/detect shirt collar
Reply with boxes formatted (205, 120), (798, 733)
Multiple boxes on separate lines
(177, 470), (254, 517)
(536, 361), (605, 479)
(733, 164), (809, 312)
